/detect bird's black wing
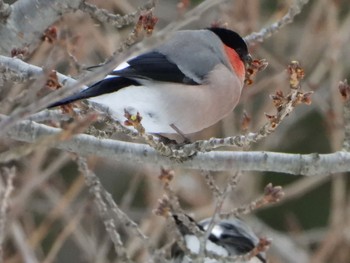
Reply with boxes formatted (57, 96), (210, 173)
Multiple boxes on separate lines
(211, 233), (255, 252)
(209, 229), (266, 263)
(111, 51), (199, 85)
(49, 51), (199, 108)
(48, 77), (139, 108)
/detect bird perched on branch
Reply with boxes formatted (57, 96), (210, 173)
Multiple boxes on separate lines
(49, 27), (251, 139)
(171, 215), (267, 263)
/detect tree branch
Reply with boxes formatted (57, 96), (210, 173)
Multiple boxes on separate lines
(0, 167), (16, 262)
(1, 117), (350, 176)
(339, 79), (350, 151)
(157, 0), (229, 34)
(79, 0), (156, 29)
(77, 157), (134, 262)
(244, 0), (310, 45)
(0, 55), (74, 83)
(0, 0), (83, 55)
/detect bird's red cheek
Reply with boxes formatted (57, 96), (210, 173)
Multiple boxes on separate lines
(223, 45), (245, 83)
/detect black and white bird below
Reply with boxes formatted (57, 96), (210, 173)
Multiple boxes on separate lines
(49, 27), (252, 138)
(171, 216), (266, 263)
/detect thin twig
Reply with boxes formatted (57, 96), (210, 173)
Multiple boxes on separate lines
(155, 168), (204, 260)
(220, 183), (284, 218)
(77, 157), (132, 262)
(339, 80), (350, 151)
(0, 167), (16, 263)
(80, 0), (157, 29)
(42, 204), (86, 263)
(77, 157), (149, 262)
(244, 0), (310, 45)
(199, 171), (241, 258)
(10, 221), (40, 263)
(158, 0), (229, 34)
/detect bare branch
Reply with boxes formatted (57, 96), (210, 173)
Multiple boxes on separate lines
(79, 0), (156, 29)
(158, 0), (229, 34)
(339, 79), (350, 151)
(244, 0), (310, 45)
(10, 221), (40, 263)
(155, 169), (206, 261)
(220, 183), (284, 218)
(77, 157), (152, 262)
(0, 55), (48, 82)
(2, 116), (350, 175)
(0, 0), (82, 55)
(42, 205), (86, 263)
(0, 113), (97, 163)
(0, 167), (16, 263)
(77, 157), (132, 262)
(199, 171), (241, 256)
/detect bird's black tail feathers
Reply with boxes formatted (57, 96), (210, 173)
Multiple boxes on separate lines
(48, 77), (140, 108)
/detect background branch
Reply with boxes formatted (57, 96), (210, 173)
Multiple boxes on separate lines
(244, 0), (310, 45)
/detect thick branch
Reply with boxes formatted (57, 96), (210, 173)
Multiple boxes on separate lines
(2, 118), (350, 176)
(0, 55), (75, 84)
(0, 0), (83, 55)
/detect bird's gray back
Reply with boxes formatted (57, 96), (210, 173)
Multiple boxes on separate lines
(155, 30), (232, 84)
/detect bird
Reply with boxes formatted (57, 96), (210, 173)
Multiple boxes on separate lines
(49, 27), (252, 139)
(171, 215), (266, 263)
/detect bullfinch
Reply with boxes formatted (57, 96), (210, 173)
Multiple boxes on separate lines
(49, 27), (251, 137)
(171, 215), (266, 263)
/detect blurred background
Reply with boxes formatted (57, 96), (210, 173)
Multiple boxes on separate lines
(1, 0), (350, 262)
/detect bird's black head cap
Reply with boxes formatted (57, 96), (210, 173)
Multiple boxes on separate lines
(208, 27), (250, 63)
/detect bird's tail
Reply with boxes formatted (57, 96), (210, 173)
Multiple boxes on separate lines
(48, 77), (139, 108)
